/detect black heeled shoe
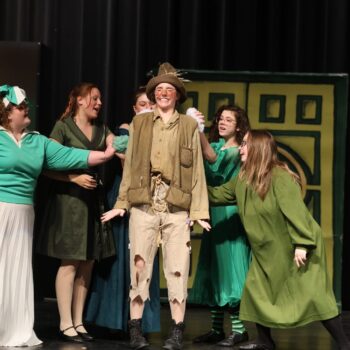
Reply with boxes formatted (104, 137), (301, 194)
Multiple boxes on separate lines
(74, 324), (95, 341)
(59, 326), (84, 343)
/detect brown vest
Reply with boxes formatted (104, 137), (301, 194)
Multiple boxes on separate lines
(127, 112), (197, 210)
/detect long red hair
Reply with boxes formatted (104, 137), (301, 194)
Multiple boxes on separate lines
(60, 82), (99, 120)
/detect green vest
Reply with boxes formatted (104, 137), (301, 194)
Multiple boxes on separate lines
(127, 112), (197, 210)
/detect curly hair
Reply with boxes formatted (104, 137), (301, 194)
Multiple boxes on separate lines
(208, 104), (250, 144)
(0, 99), (14, 129)
(60, 82), (99, 120)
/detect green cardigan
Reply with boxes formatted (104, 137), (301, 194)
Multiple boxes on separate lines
(208, 167), (339, 328)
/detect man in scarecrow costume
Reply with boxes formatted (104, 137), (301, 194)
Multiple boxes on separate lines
(102, 62), (210, 350)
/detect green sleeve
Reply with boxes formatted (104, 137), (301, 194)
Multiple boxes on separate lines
(207, 177), (237, 205)
(273, 169), (317, 249)
(49, 120), (65, 143)
(105, 125), (113, 136)
(113, 135), (129, 153)
(43, 137), (89, 170)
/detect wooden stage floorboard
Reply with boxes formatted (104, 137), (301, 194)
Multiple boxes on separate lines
(1, 299), (349, 349)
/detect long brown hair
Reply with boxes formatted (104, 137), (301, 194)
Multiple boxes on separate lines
(60, 82), (99, 120)
(208, 104), (250, 144)
(239, 130), (300, 199)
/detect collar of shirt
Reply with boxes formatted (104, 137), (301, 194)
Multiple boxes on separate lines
(152, 108), (180, 126)
(0, 125), (39, 138)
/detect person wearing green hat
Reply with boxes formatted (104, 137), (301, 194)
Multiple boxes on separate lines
(0, 84), (116, 347)
(101, 62), (211, 350)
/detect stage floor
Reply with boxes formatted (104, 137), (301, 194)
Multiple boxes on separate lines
(1, 299), (349, 350)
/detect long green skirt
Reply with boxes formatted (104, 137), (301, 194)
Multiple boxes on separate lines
(189, 204), (250, 307)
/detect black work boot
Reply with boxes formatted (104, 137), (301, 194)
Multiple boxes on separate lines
(163, 320), (185, 350)
(128, 319), (149, 349)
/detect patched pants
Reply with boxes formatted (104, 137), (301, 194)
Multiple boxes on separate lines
(129, 204), (191, 303)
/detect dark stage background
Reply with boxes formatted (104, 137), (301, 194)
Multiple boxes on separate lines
(0, 0), (349, 307)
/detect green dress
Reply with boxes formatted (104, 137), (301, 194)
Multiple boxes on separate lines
(189, 139), (250, 307)
(36, 116), (115, 260)
(208, 167), (339, 328)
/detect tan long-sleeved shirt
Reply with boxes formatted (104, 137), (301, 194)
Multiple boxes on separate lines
(115, 109), (209, 220)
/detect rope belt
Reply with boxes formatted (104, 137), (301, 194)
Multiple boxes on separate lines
(150, 173), (171, 246)
(151, 173), (169, 213)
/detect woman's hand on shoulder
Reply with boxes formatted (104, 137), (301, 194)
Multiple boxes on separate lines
(104, 141), (117, 160)
(186, 108), (205, 133)
(101, 208), (126, 222)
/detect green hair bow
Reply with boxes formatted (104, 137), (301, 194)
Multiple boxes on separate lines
(0, 84), (27, 107)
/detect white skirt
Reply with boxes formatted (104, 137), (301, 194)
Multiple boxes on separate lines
(0, 202), (42, 346)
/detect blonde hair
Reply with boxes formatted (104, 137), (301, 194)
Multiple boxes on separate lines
(60, 82), (98, 120)
(239, 130), (300, 199)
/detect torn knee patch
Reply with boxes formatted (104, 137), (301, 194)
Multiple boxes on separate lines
(131, 295), (144, 304)
(134, 254), (145, 265)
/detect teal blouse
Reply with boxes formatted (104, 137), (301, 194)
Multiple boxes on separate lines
(0, 128), (89, 205)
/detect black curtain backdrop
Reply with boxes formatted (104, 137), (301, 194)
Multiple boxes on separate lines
(1, 0), (349, 306)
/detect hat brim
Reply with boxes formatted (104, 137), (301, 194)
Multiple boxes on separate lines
(146, 75), (187, 104)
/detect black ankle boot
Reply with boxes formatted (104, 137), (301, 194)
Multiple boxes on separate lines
(163, 320), (185, 350)
(128, 319), (149, 349)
